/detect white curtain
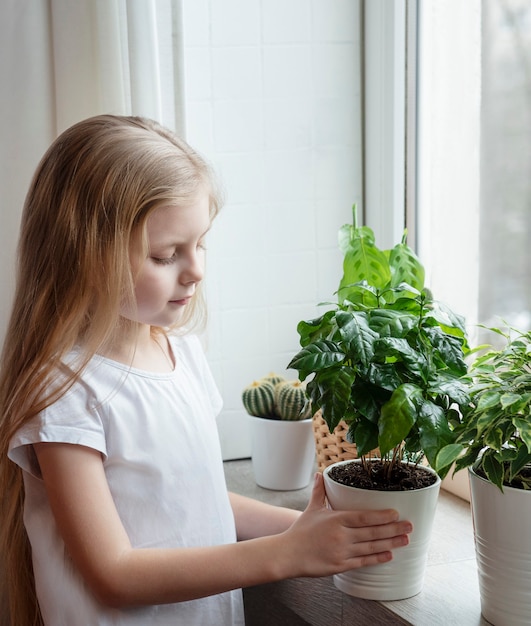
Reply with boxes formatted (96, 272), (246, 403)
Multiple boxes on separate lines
(0, 0), (185, 343)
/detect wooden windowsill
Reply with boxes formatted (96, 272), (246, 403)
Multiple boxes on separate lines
(224, 459), (488, 626)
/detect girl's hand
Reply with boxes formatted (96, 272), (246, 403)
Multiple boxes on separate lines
(278, 472), (413, 579)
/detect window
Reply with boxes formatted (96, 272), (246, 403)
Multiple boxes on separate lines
(415, 0), (531, 346)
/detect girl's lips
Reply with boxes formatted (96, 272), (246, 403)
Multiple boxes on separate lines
(170, 296), (192, 306)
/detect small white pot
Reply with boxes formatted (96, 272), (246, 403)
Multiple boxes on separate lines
(469, 467), (531, 626)
(324, 459), (441, 601)
(248, 416), (315, 490)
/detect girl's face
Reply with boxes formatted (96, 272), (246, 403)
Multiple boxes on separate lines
(121, 191), (211, 329)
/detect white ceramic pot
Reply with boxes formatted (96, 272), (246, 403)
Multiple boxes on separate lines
(469, 467), (531, 626)
(324, 459), (441, 601)
(248, 416), (315, 490)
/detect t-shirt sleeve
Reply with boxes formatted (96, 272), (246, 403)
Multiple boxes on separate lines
(8, 379), (107, 479)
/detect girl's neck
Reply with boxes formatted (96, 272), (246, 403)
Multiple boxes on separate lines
(100, 323), (175, 372)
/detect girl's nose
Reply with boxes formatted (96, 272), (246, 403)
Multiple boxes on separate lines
(180, 250), (205, 285)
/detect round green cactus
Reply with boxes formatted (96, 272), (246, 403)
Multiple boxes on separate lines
(242, 380), (276, 418)
(275, 380), (311, 421)
(261, 372), (286, 387)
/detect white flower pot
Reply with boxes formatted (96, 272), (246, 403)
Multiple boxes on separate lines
(248, 416), (315, 490)
(469, 467), (531, 626)
(324, 459), (441, 601)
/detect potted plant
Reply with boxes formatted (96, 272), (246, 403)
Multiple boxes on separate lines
(452, 325), (531, 626)
(287, 205), (470, 600)
(242, 374), (315, 490)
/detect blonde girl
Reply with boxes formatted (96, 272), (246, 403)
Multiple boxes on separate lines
(0, 115), (412, 625)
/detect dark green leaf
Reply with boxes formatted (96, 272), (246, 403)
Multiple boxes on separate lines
(374, 337), (428, 380)
(510, 444), (531, 481)
(310, 367), (356, 432)
(288, 340), (344, 380)
(417, 400), (455, 467)
(351, 381), (389, 422)
(422, 327), (468, 376)
(353, 419), (379, 456)
(368, 309), (419, 338)
(296, 310), (336, 347)
(454, 444), (483, 473)
(482, 452), (504, 491)
(429, 377), (470, 407)
(335, 310), (378, 367)
(367, 363), (404, 392)
(513, 417), (531, 451)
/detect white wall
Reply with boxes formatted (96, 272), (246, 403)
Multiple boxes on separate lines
(181, 0), (363, 458)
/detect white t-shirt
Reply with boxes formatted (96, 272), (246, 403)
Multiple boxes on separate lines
(9, 334), (244, 626)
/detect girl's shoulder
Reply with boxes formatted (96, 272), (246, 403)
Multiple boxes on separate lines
(167, 332), (207, 369)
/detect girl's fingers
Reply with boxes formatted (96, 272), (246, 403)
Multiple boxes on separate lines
(344, 516), (413, 539)
(305, 472), (327, 511)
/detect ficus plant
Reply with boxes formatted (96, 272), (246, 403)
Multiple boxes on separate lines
(288, 205), (470, 480)
(452, 325), (531, 491)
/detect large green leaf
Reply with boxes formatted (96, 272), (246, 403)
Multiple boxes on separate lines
(388, 240), (425, 292)
(368, 309), (419, 338)
(338, 232), (391, 303)
(424, 301), (468, 338)
(477, 390), (502, 413)
(288, 340), (344, 380)
(378, 383), (422, 455)
(296, 310), (336, 347)
(436, 443), (465, 474)
(422, 326), (468, 376)
(335, 310), (378, 367)
(429, 376), (470, 407)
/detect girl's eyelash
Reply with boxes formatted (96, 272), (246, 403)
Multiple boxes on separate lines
(152, 255), (176, 265)
(151, 243), (206, 265)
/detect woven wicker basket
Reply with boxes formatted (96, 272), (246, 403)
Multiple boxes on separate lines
(312, 410), (358, 472)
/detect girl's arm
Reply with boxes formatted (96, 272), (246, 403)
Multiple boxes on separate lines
(34, 442), (412, 609)
(228, 491), (301, 540)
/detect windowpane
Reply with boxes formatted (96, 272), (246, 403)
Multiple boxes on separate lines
(416, 0), (530, 347)
(480, 0), (531, 332)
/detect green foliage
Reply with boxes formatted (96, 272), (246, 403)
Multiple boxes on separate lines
(288, 205), (470, 480)
(452, 326), (531, 491)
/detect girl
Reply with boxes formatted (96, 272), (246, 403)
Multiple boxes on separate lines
(0, 115), (412, 625)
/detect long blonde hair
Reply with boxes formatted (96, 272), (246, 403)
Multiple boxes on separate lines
(0, 115), (221, 625)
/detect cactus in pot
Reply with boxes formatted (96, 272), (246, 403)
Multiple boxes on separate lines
(242, 380), (277, 418)
(275, 380), (312, 421)
(242, 374), (311, 421)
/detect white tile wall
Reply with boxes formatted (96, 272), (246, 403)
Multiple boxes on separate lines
(182, 0), (363, 458)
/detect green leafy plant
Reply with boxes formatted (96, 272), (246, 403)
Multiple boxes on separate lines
(453, 325), (531, 491)
(287, 206), (470, 480)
